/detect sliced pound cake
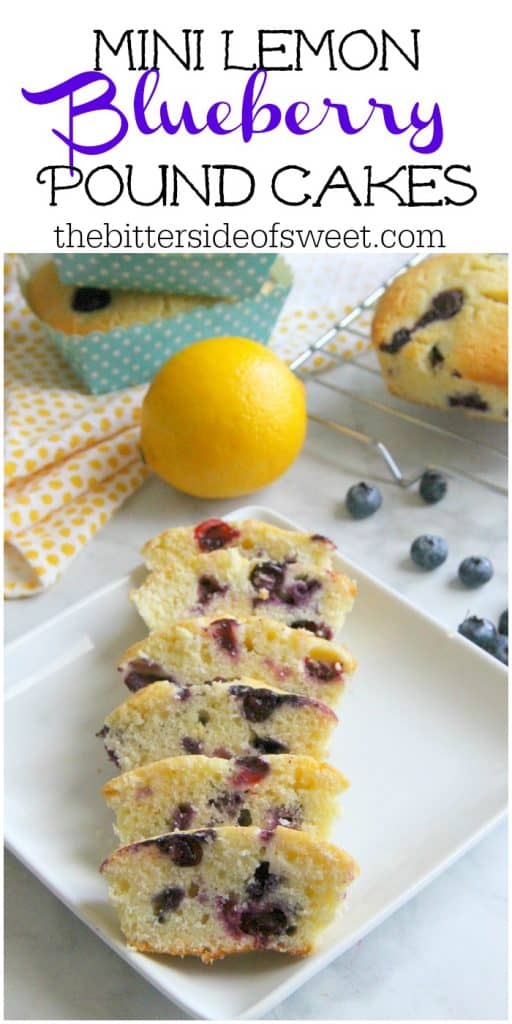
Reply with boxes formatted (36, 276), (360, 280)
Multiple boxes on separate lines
(101, 824), (358, 960)
(131, 548), (356, 635)
(103, 753), (348, 843)
(99, 678), (337, 771)
(119, 615), (356, 707)
(142, 517), (337, 570)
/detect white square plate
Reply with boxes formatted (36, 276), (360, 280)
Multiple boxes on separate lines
(5, 506), (507, 1019)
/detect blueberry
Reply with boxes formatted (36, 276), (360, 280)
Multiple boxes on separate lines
(197, 575), (229, 606)
(72, 286), (111, 312)
(458, 556), (494, 588)
(240, 906), (288, 939)
(498, 609), (508, 636)
(151, 886), (185, 922)
(155, 834), (205, 866)
(249, 561), (286, 595)
(280, 577), (321, 607)
(494, 635), (508, 665)
(240, 689), (278, 723)
(182, 735), (203, 754)
(305, 657), (343, 682)
(246, 861), (278, 900)
(171, 802), (195, 830)
(251, 736), (289, 754)
(410, 534), (448, 570)
(458, 615), (498, 653)
(419, 470), (448, 505)
(346, 482), (382, 519)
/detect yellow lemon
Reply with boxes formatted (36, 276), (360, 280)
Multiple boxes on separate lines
(140, 337), (307, 498)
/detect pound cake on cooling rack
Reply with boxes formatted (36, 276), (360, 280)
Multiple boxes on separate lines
(372, 253), (508, 421)
(131, 548), (356, 635)
(142, 517), (337, 570)
(101, 824), (358, 961)
(99, 678), (337, 772)
(103, 753), (348, 844)
(119, 615), (355, 708)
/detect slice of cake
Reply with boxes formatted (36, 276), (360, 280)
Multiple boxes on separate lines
(103, 753), (348, 843)
(142, 517), (337, 570)
(99, 679), (337, 772)
(119, 615), (356, 707)
(131, 548), (356, 635)
(100, 824), (359, 960)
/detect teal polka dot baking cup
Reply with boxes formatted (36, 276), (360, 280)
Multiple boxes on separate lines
(54, 253), (278, 300)
(22, 260), (293, 395)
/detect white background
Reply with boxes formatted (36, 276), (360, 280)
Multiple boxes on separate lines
(1, 0), (510, 251)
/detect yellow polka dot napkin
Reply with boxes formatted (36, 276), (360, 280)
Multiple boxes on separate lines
(4, 255), (149, 597)
(4, 251), (401, 598)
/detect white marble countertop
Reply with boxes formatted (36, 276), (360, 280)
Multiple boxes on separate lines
(5, 359), (508, 1020)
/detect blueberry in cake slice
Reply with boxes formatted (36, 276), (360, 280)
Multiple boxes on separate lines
(99, 678), (338, 771)
(142, 517), (337, 570)
(119, 615), (355, 708)
(103, 753), (348, 843)
(100, 824), (358, 960)
(131, 548), (356, 636)
(372, 253), (508, 421)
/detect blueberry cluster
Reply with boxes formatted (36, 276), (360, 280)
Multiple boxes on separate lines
(344, 470), (505, 665)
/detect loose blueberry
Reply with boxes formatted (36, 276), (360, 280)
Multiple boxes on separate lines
(419, 469), (448, 505)
(410, 534), (448, 570)
(458, 615), (498, 653)
(494, 635), (508, 665)
(458, 556), (494, 588)
(151, 886), (185, 922)
(194, 518), (241, 552)
(207, 617), (239, 657)
(346, 482), (382, 520)
(498, 610), (508, 636)
(72, 286), (111, 312)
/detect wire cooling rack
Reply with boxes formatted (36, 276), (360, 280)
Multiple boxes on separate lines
(291, 255), (507, 497)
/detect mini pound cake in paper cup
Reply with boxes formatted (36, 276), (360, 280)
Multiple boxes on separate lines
(53, 252), (278, 299)
(20, 257), (292, 395)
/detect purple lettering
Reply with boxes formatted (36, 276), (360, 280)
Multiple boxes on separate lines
(22, 72), (128, 169)
(240, 69), (281, 142)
